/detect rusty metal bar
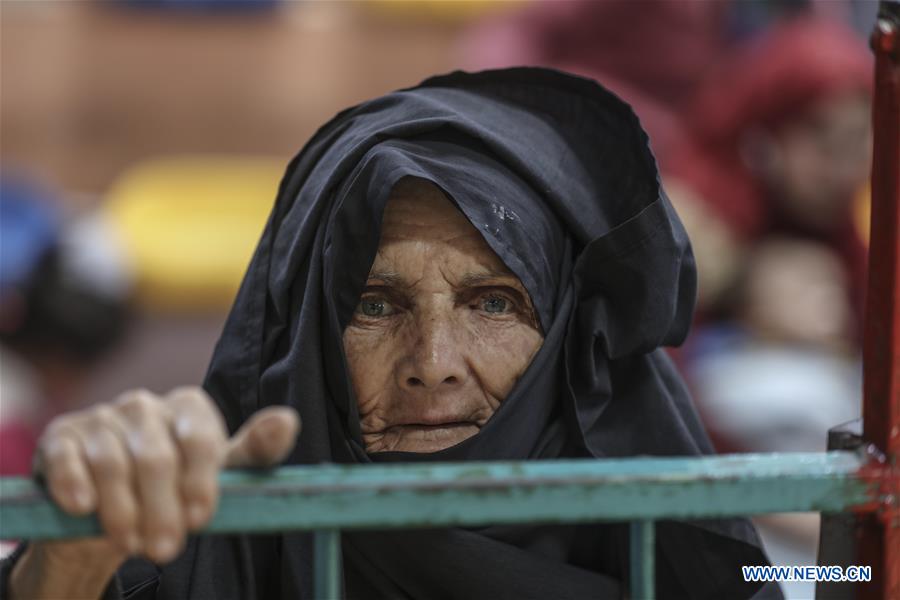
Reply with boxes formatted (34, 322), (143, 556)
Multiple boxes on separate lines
(0, 451), (881, 541)
(862, 2), (900, 598)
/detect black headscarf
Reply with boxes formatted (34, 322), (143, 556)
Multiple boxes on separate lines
(114, 68), (775, 599)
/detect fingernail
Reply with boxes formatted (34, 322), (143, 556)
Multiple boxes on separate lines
(125, 532), (142, 555)
(258, 418), (280, 440)
(71, 487), (91, 511)
(151, 537), (177, 562)
(188, 503), (207, 528)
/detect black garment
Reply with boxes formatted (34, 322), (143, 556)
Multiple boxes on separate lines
(1, 68), (777, 599)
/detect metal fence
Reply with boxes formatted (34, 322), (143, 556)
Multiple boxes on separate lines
(0, 449), (886, 599)
(0, 1), (897, 599)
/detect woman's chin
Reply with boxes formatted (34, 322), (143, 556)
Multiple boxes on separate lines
(368, 423), (480, 453)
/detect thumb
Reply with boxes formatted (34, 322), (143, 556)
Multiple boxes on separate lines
(225, 406), (301, 468)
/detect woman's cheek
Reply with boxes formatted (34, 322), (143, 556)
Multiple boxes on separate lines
(465, 318), (543, 398)
(343, 325), (396, 402)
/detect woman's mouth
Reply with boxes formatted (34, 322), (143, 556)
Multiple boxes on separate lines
(393, 421), (475, 431)
(365, 421), (481, 453)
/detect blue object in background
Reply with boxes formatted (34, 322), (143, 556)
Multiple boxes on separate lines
(0, 177), (60, 294)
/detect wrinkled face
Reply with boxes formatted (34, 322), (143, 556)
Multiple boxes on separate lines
(741, 238), (852, 348)
(342, 178), (544, 453)
(761, 90), (871, 230)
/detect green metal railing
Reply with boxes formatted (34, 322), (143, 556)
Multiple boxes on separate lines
(0, 450), (883, 599)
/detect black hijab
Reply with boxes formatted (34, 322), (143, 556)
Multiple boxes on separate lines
(118, 68), (774, 600)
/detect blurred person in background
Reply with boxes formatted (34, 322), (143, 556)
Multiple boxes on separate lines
(458, 0), (729, 161)
(457, 0), (874, 165)
(667, 17), (872, 317)
(667, 15), (870, 423)
(459, 0), (727, 110)
(663, 18), (872, 599)
(0, 174), (132, 477)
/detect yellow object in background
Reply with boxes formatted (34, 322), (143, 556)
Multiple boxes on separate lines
(854, 182), (871, 246)
(366, 0), (525, 22)
(106, 156), (284, 312)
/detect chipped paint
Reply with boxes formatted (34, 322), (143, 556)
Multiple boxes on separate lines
(0, 450), (882, 541)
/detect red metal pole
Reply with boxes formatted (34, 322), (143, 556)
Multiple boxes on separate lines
(861, 2), (900, 598)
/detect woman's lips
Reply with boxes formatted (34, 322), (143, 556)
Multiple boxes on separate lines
(365, 421), (482, 452)
(388, 421), (476, 432)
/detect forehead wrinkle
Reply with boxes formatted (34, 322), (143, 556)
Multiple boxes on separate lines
(369, 245), (518, 293)
(379, 221), (480, 244)
(367, 245), (426, 289)
(382, 188), (474, 242)
(367, 251), (425, 289)
(375, 183), (527, 293)
(377, 226), (510, 270)
(433, 255), (526, 294)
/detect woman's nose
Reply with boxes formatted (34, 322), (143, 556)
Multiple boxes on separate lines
(399, 313), (468, 391)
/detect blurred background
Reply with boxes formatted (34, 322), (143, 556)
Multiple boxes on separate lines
(0, 1), (880, 596)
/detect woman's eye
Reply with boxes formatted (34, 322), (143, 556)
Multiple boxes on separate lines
(357, 298), (395, 318)
(481, 296), (510, 314)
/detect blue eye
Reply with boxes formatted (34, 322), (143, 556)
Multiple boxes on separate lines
(482, 296), (509, 313)
(361, 301), (383, 316)
(357, 297), (395, 317)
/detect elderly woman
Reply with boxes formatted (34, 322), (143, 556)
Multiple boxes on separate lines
(4, 68), (775, 599)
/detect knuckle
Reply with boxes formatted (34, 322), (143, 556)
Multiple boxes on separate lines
(179, 429), (224, 459)
(91, 404), (119, 429)
(100, 492), (136, 524)
(167, 386), (208, 408)
(100, 506), (137, 538)
(117, 389), (159, 419)
(40, 413), (90, 449)
(42, 414), (78, 438)
(182, 477), (217, 506)
(49, 463), (81, 491)
(41, 437), (74, 463)
(116, 388), (155, 403)
(135, 446), (178, 477)
(168, 386), (216, 415)
(146, 509), (182, 534)
(169, 385), (205, 399)
(36, 439), (81, 485)
(89, 450), (128, 479)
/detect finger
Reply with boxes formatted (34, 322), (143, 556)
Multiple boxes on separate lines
(116, 390), (183, 563)
(80, 407), (141, 556)
(225, 406), (300, 469)
(164, 387), (228, 530)
(38, 428), (96, 515)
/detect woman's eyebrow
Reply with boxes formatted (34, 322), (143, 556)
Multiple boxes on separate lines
(366, 271), (406, 287)
(457, 270), (521, 288)
(366, 270), (522, 290)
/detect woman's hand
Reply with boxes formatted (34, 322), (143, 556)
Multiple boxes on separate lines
(10, 387), (299, 599)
